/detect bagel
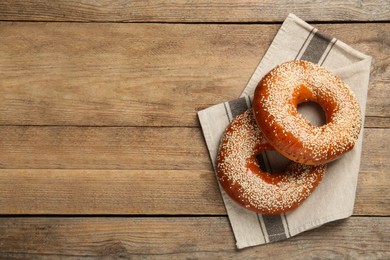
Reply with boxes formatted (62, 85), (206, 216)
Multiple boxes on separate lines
(217, 109), (326, 215)
(253, 60), (362, 165)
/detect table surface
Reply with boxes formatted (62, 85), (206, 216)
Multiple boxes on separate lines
(0, 1), (389, 258)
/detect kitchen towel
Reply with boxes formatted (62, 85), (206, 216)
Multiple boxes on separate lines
(198, 13), (372, 249)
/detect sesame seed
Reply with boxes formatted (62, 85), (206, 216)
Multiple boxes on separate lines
(216, 110), (326, 215)
(253, 60), (362, 165)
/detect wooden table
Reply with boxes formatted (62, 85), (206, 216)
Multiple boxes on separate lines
(0, 1), (389, 258)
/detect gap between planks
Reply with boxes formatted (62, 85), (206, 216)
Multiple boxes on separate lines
(0, 20), (389, 25)
(0, 116), (387, 128)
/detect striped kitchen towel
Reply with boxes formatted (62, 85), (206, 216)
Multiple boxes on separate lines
(198, 13), (372, 249)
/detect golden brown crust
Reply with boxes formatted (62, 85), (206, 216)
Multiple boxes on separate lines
(216, 110), (326, 215)
(253, 60), (362, 165)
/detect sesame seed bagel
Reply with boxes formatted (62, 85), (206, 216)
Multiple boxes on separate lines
(217, 109), (326, 215)
(253, 60), (362, 165)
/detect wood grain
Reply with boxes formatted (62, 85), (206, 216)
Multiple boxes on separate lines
(0, 127), (388, 172)
(0, 217), (388, 259)
(361, 128), (390, 172)
(365, 116), (390, 128)
(0, 169), (387, 216)
(355, 171), (390, 215)
(0, 22), (388, 127)
(0, 1), (387, 258)
(0, 126), (211, 170)
(0, 169), (224, 215)
(0, 0), (389, 23)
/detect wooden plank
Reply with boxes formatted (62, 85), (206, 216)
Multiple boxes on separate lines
(355, 171), (390, 216)
(361, 128), (390, 172)
(0, 217), (388, 258)
(364, 116), (390, 128)
(0, 0), (389, 22)
(0, 22), (388, 127)
(0, 169), (387, 216)
(0, 127), (388, 172)
(0, 22), (267, 127)
(0, 169), (224, 215)
(0, 126), (212, 170)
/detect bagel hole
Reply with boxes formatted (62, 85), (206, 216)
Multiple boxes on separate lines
(297, 101), (326, 126)
(256, 151), (291, 173)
